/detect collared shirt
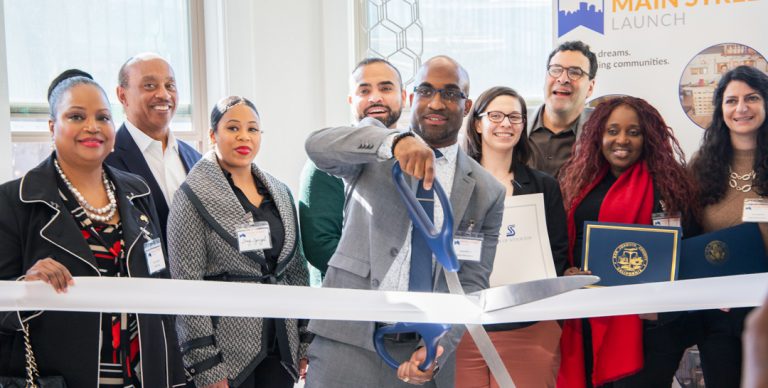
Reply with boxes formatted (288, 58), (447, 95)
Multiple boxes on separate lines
(527, 105), (593, 177)
(124, 121), (187, 205)
(377, 141), (460, 292)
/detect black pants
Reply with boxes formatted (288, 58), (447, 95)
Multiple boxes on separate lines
(236, 318), (295, 388)
(237, 354), (294, 388)
(587, 309), (747, 388)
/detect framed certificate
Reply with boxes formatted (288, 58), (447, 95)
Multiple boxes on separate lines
(489, 193), (556, 287)
(582, 222), (682, 287)
(680, 222), (768, 279)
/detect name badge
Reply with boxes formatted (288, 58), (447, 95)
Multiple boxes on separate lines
(652, 212), (681, 227)
(454, 232), (483, 262)
(743, 198), (768, 223)
(237, 221), (272, 252)
(143, 238), (166, 275)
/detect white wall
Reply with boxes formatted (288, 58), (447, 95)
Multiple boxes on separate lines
(0, 1), (12, 183)
(0, 0), (355, 188)
(203, 0), (354, 194)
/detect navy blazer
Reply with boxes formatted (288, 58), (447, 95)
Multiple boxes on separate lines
(105, 124), (202, 238)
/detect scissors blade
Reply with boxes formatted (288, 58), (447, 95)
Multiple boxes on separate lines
(472, 275), (599, 313)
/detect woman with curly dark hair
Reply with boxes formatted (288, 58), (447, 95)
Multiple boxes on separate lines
(690, 65), (768, 250)
(686, 65), (768, 387)
(557, 96), (698, 388)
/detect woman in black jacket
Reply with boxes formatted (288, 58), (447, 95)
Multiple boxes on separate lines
(456, 86), (568, 388)
(0, 70), (186, 387)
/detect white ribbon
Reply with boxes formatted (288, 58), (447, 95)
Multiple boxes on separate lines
(2, 273), (767, 322)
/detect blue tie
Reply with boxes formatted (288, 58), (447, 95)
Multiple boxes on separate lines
(409, 149), (442, 292)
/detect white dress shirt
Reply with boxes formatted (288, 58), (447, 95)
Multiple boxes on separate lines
(124, 121), (187, 206)
(377, 140), (459, 292)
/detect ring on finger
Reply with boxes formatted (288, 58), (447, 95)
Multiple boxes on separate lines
(403, 377), (410, 383)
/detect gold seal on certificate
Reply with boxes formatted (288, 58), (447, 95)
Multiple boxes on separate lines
(611, 242), (649, 277)
(704, 240), (728, 265)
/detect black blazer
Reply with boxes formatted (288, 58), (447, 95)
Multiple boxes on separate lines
(105, 124), (202, 238)
(512, 164), (569, 276)
(0, 155), (186, 387)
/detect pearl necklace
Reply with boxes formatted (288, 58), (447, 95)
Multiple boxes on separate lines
(729, 167), (756, 193)
(54, 159), (117, 222)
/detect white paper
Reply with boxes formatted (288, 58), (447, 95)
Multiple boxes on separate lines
(237, 222), (272, 252)
(743, 198), (768, 223)
(143, 239), (166, 274)
(489, 194), (557, 287)
(454, 237), (482, 262)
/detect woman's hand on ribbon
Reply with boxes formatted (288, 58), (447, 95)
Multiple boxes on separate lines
(25, 257), (74, 293)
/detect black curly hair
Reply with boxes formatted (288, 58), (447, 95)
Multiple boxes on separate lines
(690, 65), (768, 205)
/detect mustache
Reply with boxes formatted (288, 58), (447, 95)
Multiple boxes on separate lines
(365, 104), (391, 113)
(423, 109), (447, 117)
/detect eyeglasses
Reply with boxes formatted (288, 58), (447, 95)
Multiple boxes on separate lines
(547, 65), (590, 81)
(413, 86), (467, 102)
(478, 111), (525, 124)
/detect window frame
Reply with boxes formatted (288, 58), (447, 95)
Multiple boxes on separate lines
(1, 0), (209, 180)
(353, 0), (552, 110)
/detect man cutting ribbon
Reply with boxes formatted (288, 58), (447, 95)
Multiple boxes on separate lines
(304, 56), (506, 387)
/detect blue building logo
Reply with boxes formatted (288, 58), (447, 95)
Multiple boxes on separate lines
(558, 0), (604, 37)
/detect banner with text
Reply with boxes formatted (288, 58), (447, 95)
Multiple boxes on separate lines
(555, 0), (767, 157)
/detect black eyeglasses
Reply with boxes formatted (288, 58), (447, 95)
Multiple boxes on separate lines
(547, 65), (590, 81)
(413, 86), (467, 102)
(478, 111), (524, 124)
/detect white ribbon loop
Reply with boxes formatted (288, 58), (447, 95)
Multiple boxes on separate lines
(1, 273), (766, 323)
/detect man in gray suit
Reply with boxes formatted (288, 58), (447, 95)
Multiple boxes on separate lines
(304, 56), (505, 387)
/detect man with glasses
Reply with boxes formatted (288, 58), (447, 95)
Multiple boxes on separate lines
(528, 41), (598, 177)
(299, 58), (406, 279)
(304, 56), (505, 387)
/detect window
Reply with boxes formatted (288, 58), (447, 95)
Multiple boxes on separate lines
(4, 0), (202, 178)
(359, 0), (553, 103)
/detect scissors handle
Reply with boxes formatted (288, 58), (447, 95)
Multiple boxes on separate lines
(373, 322), (451, 371)
(392, 162), (460, 272)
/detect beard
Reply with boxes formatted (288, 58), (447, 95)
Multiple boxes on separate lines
(358, 105), (402, 128)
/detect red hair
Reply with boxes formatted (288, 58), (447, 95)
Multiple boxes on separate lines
(559, 96), (698, 217)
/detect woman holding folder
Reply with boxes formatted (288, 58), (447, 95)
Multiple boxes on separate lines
(687, 65), (768, 386)
(457, 86), (568, 388)
(557, 96), (698, 387)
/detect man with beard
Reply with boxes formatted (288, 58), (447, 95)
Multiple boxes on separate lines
(304, 56), (505, 387)
(528, 41), (597, 177)
(106, 53), (201, 239)
(299, 58), (406, 277)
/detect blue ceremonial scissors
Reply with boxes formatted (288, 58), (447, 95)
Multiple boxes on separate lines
(372, 162), (457, 371)
(374, 162), (600, 374)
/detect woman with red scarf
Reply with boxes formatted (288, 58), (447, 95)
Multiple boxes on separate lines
(557, 96), (698, 387)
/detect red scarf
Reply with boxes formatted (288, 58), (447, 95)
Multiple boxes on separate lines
(557, 161), (653, 387)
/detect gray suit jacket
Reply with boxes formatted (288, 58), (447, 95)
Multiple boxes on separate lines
(305, 118), (505, 374)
